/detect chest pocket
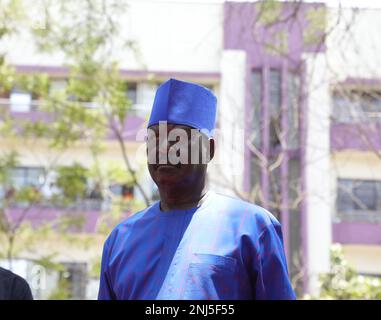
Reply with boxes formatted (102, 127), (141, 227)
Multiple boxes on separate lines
(183, 253), (238, 300)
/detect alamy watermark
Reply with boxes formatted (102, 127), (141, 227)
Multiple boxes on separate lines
(133, 121), (244, 175)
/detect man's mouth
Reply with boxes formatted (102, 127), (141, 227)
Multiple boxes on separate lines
(156, 163), (181, 169)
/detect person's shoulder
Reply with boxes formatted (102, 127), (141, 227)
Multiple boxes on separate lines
(212, 192), (280, 228)
(0, 267), (33, 300)
(0, 267), (25, 283)
(0, 267), (15, 280)
(0, 267), (26, 282)
(104, 202), (159, 246)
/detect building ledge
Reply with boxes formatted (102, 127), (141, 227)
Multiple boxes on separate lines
(333, 221), (381, 245)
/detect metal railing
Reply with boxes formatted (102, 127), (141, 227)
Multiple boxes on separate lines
(0, 98), (42, 112)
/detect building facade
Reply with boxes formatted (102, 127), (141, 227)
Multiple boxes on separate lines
(1, 1), (381, 298)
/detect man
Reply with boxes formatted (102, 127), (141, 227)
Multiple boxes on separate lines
(98, 78), (295, 300)
(0, 267), (33, 300)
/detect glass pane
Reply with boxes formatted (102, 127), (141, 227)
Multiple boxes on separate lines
(269, 69), (281, 116)
(26, 168), (44, 186)
(10, 168), (26, 189)
(337, 179), (354, 211)
(110, 184), (122, 196)
(377, 182), (381, 210)
(269, 69), (281, 148)
(353, 180), (376, 211)
(126, 82), (137, 105)
(287, 74), (300, 149)
(360, 92), (381, 121)
(268, 162), (281, 220)
(252, 70), (262, 149)
(133, 82), (156, 117)
(332, 90), (381, 123)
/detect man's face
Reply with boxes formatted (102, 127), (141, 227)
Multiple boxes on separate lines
(146, 123), (213, 188)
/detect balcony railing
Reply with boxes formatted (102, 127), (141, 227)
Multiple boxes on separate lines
(0, 98), (42, 112)
(2, 197), (133, 212)
(0, 98), (150, 116)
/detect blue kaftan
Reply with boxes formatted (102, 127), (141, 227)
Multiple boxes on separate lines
(98, 192), (296, 300)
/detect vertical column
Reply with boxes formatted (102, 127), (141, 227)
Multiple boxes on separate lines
(280, 61), (290, 262)
(218, 50), (247, 196)
(304, 54), (331, 296)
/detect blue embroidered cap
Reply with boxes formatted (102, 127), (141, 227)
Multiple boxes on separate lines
(147, 78), (217, 137)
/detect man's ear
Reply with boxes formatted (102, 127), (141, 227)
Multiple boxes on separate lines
(209, 138), (215, 162)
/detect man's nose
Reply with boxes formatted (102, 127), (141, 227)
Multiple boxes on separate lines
(158, 139), (170, 155)
(157, 139), (170, 164)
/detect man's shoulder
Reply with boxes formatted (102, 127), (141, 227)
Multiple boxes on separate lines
(0, 267), (14, 280)
(0, 267), (33, 300)
(0, 267), (22, 282)
(212, 192), (280, 227)
(105, 202), (159, 245)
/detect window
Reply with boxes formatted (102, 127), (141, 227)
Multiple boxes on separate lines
(332, 90), (381, 123)
(109, 183), (134, 200)
(269, 69), (281, 116)
(269, 69), (281, 148)
(126, 82), (137, 105)
(0, 167), (45, 207)
(287, 74), (300, 149)
(250, 69), (301, 151)
(121, 185), (134, 200)
(9, 167), (45, 190)
(132, 82), (155, 117)
(337, 179), (381, 221)
(49, 79), (67, 95)
(10, 89), (32, 112)
(252, 70), (262, 148)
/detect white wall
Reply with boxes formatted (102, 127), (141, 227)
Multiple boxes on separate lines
(331, 151), (381, 180)
(5, 1), (223, 73)
(209, 50), (246, 196)
(304, 53), (332, 295)
(343, 245), (381, 275)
